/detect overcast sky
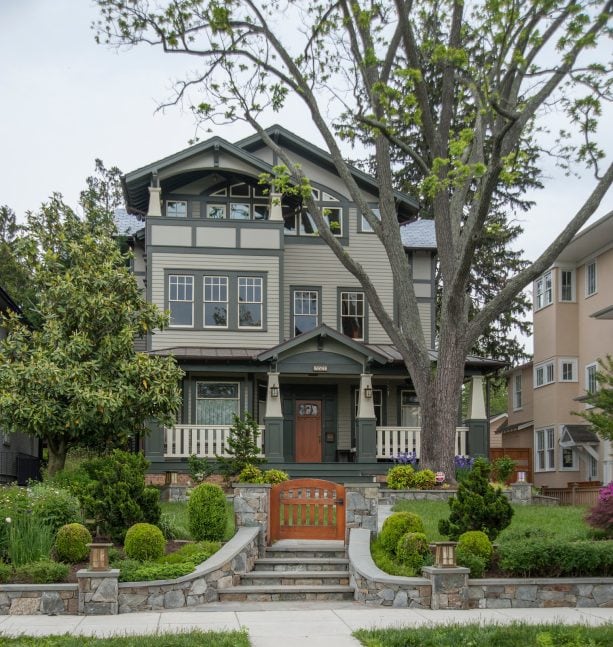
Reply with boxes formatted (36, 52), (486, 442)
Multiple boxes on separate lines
(1, 2), (611, 279)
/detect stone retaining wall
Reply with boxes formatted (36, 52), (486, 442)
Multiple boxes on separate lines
(0, 584), (78, 615)
(378, 489), (458, 506)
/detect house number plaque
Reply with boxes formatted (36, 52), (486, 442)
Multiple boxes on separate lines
(313, 365), (328, 372)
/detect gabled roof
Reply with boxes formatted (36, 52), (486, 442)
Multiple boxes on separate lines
(400, 220), (436, 250)
(560, 425), (600, 445)
(257, 323), (390, 365)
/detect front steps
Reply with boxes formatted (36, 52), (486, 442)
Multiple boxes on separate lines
(218, 541), (354, 602)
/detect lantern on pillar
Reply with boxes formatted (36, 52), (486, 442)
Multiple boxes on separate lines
(434, 542), (458, 568)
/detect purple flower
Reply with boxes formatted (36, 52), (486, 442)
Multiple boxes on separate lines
(454, 455), (475, 469)
(393, 451), (418, 466)
(598, 482), (613, 503)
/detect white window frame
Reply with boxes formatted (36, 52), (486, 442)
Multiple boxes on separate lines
(203, 276), (229, 329)
(166, 200), (187, 217)
(535, 271), (553, 310)
(293, 290), (319, 336)
(238, 276), (263, 329)
(559, 358), (578, 383)
(560, 445), (578, 471)
(512, 373), (522, 410)
(195, 381), (240, 426)
(585, 260), (597, 297)
(168, 274), (194, 328)
(585, 362), (598, 394)
(340, 291), (365, 341)
(535, 427), (555, 472)
(588, 454), (598, 480)
(559, 269), (575, 302)
(534, 360), (555, 388)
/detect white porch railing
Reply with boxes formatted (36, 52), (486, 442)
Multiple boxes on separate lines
(164, 425), (265, 458)
(376, 426), (468, 460)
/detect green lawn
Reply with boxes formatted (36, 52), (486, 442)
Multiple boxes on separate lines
(391, 499), (591, 543)
(160, 499), (236, 542)
(0, 631), (249, 647)
(354, 623), (613, 647)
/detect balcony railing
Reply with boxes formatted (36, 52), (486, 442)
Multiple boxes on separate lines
(164, 424), (265, 458)
(164, 424), (468, 460)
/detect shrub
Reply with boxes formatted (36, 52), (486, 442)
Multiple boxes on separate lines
(586, 487), (613, 538)
(379, 512), (425, 556)
(457, 530), (493, 562)
(491, 456), (516, 484)
(412, 469), (436, 490)
(386, 465), (415, 489)
(7, 516), (55, 566)
(262, 469), (289, 484)
(54, 523), (92, 563)
(29, 482), (82, 532)
(188, 483), (228, 541)
(81, 450), (161, 541)
(13, 559), (69, 584)
(158, 540), (220, 565)
(237, 464), (264, 483)
(118, 560), (195, 582)
(215, 413), (265, 478)
(0, 561), (11, 583)
(438, 457), (513, 541)
(157, 512), (190, 541)
(45, 464), (92, 499)
(187, 454), (214, 484)
(124, 523), (166, 561)
(456, 546), (487, 577)
(395, 531), (430, 573)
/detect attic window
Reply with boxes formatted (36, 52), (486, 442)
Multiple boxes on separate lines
(166, 200), (187, 217)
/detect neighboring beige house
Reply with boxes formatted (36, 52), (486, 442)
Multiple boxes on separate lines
(503, 212), (613, 488)
(118, 125), (499, 482)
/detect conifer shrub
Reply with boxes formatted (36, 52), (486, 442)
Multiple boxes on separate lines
(54, 523), (92, 563)
(124, 523), (166, 561)
(395, 531), (431, 573)
(188, 483), (227, 541)
(438, 457), (513, 541)
(379, 512), (425, 556)
(216, 413), (265, 478)
(386, 465), (416, 489)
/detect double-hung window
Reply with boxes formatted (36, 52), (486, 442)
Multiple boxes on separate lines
(535, 271), (552, 309)
(560, 270), (574, 301)
(513, 374), (522, 410)
(536, 428), (555, 471)
(534, 361), (554, 387)
(586, 260), (597, 296)
(294, 290), (319, 336)
(203, 276), (228, 328)
(559, 358), (577, 382)
(196, 382), (239, 425)
(586, 362), (598, 394)
(340, 291), (365, 340)
(168, 275), (194, 327)
(238, 277), (263, 328)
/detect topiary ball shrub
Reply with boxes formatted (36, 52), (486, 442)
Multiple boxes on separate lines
(412, 469), (437, 490)
(379, 512), (425, 556)
(395, 531), (431, 573)
(54, 523), (92, 563)
(188, 483), (227, 541)
(124, 523), (166, 561)
(457, 530), (493, 562)
(386, 465), (416, 489)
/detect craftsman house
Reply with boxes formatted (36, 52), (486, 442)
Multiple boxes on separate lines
(501, 211), (613, 488)
(119, 125), (498, 481)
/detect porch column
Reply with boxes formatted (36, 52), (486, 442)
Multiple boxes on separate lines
(264, 372), (284, 463)
(269, 192), (283, 221)
(465, 375), (488, 457)
(356, 374), (377, 463)
(148, 185), (162, 216)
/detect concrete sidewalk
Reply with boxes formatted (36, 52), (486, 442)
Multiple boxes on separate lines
(1, 603), (612, 646)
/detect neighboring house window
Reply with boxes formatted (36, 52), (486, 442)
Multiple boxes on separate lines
(293, 290), (319, 336)
(513, 374), (522, 410)
(203, 276), (228, 328)
(238, 277), (263, 328)
(361, 207), (381, 233)
(166, 200), (187, 217)
(560, 270), (574, 301)
(196, 382), (240, 425)
(561, 446), (577, 470)
(588, 455), (598, 480)
(536, 428), (555, 471)
(340, 291), (365, 340)
(401, 391), (422, 428)
(586, 260), (597, 296)
(559, 358), (578, 382)
(535, 271), (552, 309)
(168, 275), (194, 327)
(354, 388), (383, 426)
(586, 362), (598, 394)
(534, 361), (554, 387)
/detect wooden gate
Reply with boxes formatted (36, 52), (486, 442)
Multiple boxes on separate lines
(269, 478), (345, 542)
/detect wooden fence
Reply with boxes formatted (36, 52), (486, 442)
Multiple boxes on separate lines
(540, 484), (601, 507)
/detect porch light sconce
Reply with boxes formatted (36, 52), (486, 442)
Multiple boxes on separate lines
(434, 542), (458, 568)
(87, 543), (113, 571)
(364, 385), (373, 399)
(270, 385), (279, 398)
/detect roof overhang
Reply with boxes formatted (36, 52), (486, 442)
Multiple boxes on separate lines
(559, 424), (600, 447)
(591, 304), (613, 320)
(556, 210), (613, 264)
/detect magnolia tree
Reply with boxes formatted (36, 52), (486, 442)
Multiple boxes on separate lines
(95, 0), (612, 476)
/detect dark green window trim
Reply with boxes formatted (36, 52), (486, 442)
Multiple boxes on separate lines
(336, 287), (368, 342)
(290, 285), (322, 337)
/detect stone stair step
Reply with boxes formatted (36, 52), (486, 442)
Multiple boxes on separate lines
(241, 571), (350, 586)
(254, 557), (349, 572)
(264, 548), (347, 559)
(218, 584), (355, 602)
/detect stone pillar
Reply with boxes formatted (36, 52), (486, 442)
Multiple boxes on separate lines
(344, 482), (379, 542)
(510, 481), (532, 505)
(269, 192), (283, 221)
(148, 186), (162, 216)
(422, 566), (469, 610)
(264, 372), (284, 463)
(77, 569), (119, 615)
(233, 483), (271, 552)
(356, 374), (377, 463)
(465, 375), (488, 457)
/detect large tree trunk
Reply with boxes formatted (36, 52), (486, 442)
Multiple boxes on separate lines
(46, 437), (68, 476)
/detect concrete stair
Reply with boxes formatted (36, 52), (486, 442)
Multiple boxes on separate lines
(218, 541), (354, 602)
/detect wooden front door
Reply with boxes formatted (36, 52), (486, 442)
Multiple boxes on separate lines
(295, 400), (322, 463)
(269, 478), (346, 541)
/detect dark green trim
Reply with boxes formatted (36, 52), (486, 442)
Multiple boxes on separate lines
(149, 245), (283, 257)
(289, 284), (322, 338)
(336, 286), (369, 343)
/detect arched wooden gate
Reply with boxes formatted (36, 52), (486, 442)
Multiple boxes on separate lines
(269, 478), (345, 542)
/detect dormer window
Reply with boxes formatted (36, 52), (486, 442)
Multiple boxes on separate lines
(166, 200), (187, 217)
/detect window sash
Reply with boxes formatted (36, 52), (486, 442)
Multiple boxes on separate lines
(586, 261), (597, 295)
(195, 382), (239, 425)
(238, 277), (263, 328)
(203, 276), (228, 328)
(166, 200), (187, 217)
(513, 374), (522, 409)
(586, 364), (598, 393)
(294, 290), (318, 335)
(561, 270), (573, 301)
(168, 275), (194, 326)
(341, 291), (365, 340)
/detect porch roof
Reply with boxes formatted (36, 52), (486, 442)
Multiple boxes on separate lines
(561, 425), (600, 445)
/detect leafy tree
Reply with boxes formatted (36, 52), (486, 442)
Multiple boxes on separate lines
(94, 0), (613, 477)
(0, 208), (183, 475)
(578, 355), (613, 439)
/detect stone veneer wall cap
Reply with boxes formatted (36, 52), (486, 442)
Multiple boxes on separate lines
(232, 483), (272, 488)
(470, 577), (613, 586)
(76, 569), (120, 579)
(117, 526), (259, 588)
(348, 528), (429, 586)
(345, 483), (380, 489)
(0, 584), (78, 592)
